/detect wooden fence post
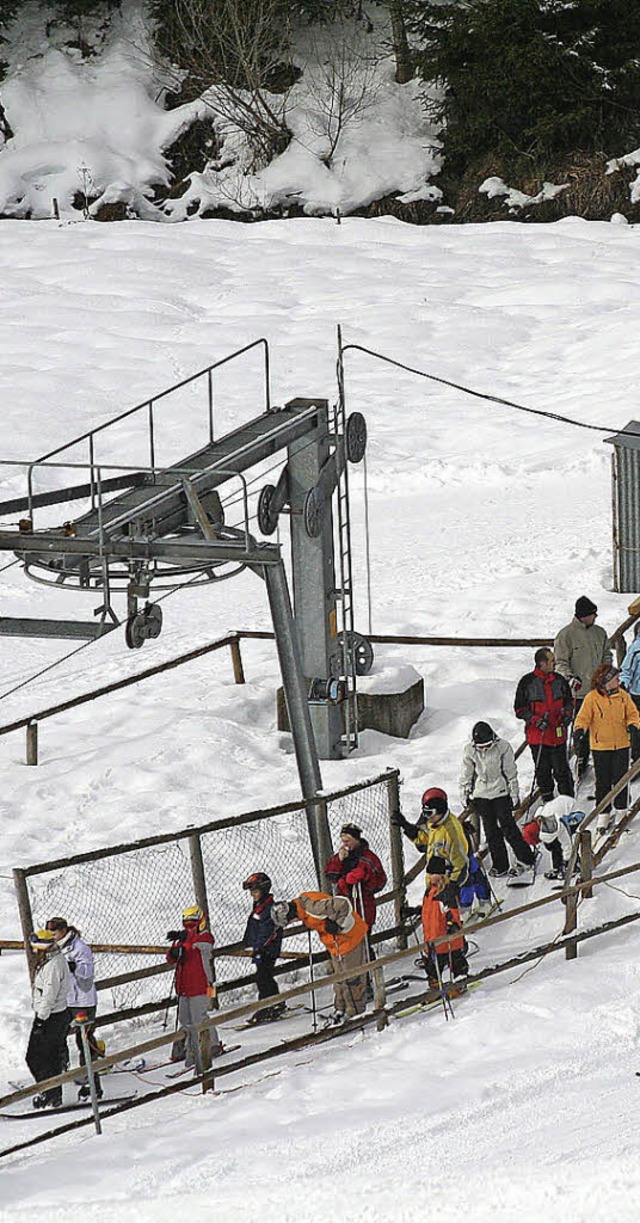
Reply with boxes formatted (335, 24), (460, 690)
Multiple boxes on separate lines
(26, 722), (38, 766)
(386, 772), (407, 949)
(564, 891), (578, 960)
(188, 833), (217, 1009)
(12, 869), (36, 982)
(579, 829), (593, 900)
(230, 637), (245, 685)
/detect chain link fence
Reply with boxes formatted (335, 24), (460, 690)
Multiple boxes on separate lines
(16, 769), (403, 1025)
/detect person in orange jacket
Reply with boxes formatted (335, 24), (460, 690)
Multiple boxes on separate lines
(574, 664), (640, 833)
(272, 891), (368, 1022)
(414, 855), (469, 988)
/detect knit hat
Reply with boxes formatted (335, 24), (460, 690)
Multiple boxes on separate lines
(29, 929), (57, 952)
(472, 721), (496, 746)
(426, 855), (448, 876)
(340, 823), (362, 840)
(575, 596), (597, 619)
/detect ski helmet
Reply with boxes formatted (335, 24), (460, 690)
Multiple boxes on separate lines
(29, 929), (57, 952)
(472, 721), (496, 748)
(182, 904), (206, 932)
(242, 871), (272, 895)
(419, 787), (449, 824)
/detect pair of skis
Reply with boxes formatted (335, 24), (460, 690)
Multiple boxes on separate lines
(1, 1092), (137, 1120)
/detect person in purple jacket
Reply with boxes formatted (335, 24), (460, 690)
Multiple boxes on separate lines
(47, 916), (102, 1101)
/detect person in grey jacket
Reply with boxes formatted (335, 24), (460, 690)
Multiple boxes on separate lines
(47, 917), (102, 1101)
(554, 596), (612, 778)
(26, 929), (71, 1109)
(459, 721), (536, 878)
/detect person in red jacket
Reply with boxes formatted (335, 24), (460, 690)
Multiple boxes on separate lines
(166, 905), (220, 1070)
(324, 823), (387, 932)
(514, 647), (575, 803)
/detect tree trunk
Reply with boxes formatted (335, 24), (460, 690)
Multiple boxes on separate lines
(388, 1), (413, 84)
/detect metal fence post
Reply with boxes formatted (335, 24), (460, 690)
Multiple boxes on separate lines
(188, 833), (217, 1008)
(26, 721), (38, 766)
(386, 772), (407, 949)
(12, 868), (36, 982)
(229, 636), (245, 684)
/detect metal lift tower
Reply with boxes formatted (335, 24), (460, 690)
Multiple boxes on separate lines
(0, 342), (370, 874)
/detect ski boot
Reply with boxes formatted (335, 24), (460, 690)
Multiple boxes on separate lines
(78, 1081), (103, 1102)
(33, 1090), (62, 1110)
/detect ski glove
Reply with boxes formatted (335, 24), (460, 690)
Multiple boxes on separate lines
(324, 918), (341, 935)
(533, 713), (549, 731)
(167, 946), (184, 964)
(573, 728), (586, 747)
(32, 1017), (45, 1031)
(325, 870), (341, 884)
(166, 930), (187, 943)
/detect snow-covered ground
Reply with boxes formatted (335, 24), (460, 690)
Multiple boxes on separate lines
(0, 213), (639, 1218)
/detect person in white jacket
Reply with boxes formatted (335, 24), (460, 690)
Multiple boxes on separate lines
(26, 929), (70, 1109)
(459, 721), (536, 879)
(47, 916), (102, 1101)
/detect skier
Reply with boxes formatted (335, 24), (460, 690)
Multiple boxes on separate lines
(522, 795), (585, 879)
(554, 596), (612, 780)
(459, 720), (535, 881)
(272, 891), (368, 1023)
(619, 623), (640, 762)
(324, 823), (387, 932)
(166, 905), (220, 1070)
(417, 854), (469, 986)
(392, 787), (469, 897)
(46, 916), (102, 1101)
(459, 817), (493, 922)
(241, 871), (284, 1025)
(26, 928), (71, 1109)
(514, 647), (574, 803)
(573, 664), (640, 834)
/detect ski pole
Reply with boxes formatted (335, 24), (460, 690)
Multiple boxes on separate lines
(75, 1014), (102, 1135)
(431, 942), (455, 1022)
(307, 930), (317, 1034)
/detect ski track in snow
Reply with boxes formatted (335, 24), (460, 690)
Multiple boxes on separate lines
(0, 216), (639, 1218)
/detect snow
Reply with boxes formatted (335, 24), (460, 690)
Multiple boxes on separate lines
(0, 3), (441, 221)
(0, 212), (639, 1216)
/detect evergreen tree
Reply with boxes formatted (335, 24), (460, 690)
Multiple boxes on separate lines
(406, 0), (640, 170)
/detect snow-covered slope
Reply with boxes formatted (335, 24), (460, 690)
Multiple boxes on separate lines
(0, 213), (639, 1216)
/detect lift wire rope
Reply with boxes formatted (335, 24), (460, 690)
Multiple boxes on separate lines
(340, 342), (639, 438)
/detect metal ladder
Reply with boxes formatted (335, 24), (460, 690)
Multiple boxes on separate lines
(332, 397), (358, 753)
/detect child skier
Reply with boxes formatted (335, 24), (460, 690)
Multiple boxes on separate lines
(522, 795), (585, 879)
(26, 929), (71, 1109)
(459, 819), (493, 923)
(166, 905), (220, 1070)
(419, 855), (469, 987)
(242, 871), (284, 1025)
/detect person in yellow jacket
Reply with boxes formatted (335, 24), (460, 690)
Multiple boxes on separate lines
(272, 892), (368, 1023)
(393, 787), (469, 896)
(574, 664), (640, 833)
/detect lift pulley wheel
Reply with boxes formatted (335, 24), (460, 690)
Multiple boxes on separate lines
(345, 412), (367, 464)
(257, 484), (278, 536)
(125, 602), (163, 650)
(337, 630), (374, 676)
(304, 485), (326, 539)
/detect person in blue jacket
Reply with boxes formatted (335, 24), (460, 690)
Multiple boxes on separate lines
(620, 624), (640, 761)
(242, 872), (284, 1024)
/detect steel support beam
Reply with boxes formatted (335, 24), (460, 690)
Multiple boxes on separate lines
(263, 559), (330, 879)
(0, 531), (280, 568)
(0, 618), (116, 640)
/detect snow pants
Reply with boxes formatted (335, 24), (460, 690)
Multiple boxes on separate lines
(593, 747), (629, 813)
(255, 956), (279, 1000)
(329, 941), (367, 1017)
(172, 995), (220, 1069)
(474, 795), (535, 875)
(26, 1008), (70, 1102)
(530, 744), (574, 804)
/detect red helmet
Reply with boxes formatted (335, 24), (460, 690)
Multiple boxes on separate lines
(242, 871), (271, 894)
(419, 788), (449, 825)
